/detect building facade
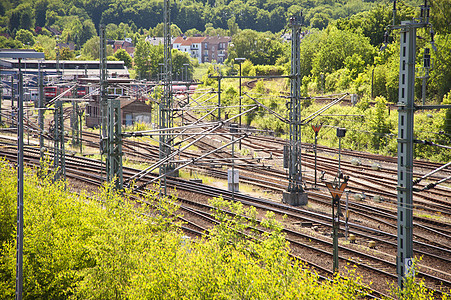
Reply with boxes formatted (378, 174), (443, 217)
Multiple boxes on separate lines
(201, 36), (231, 63)
(172, 36), (231, 64)
(113, 38), (135, 57)
(172, 36), (206, 64)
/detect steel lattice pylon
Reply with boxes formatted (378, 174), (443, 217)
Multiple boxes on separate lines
(100, 24), (123, 189)
(71, 86), (80, 147)
(100, 25), (108, 147)
(396, 19), (424, 288)
(283, 15), (308, 206)
(159, 0), (175, 195)
(106, 99), (123, 189)
(53, 99), (65, 181)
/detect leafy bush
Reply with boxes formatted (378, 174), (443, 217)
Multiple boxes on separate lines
(0, 162), (449, 298)
(0, 162), (370, 299)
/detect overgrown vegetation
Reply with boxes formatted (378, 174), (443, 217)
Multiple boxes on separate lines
(197, 60), (450, 162)
(0, 161), (447, 298)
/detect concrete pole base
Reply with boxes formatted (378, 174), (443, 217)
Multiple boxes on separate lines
(283, 191), (308, 206)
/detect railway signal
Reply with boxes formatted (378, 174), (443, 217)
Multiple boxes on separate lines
(326, 177), (348, 274)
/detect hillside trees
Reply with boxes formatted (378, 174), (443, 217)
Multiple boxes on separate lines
(80, 36), (113, 60)
(428, 33), (451, 101)
(7, 3), (34, 34)
(227, 29), (284, 65)
(61, 18), (96, 48)
(34, 0), (48, 27)
(335, 4), (417, 47)
(2, 0), (387, 36)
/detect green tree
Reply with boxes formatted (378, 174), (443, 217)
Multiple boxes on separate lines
(8, 3), (35, 33)
(80, 36), (112, 60)
(114, 48), (132, 68)
(134, 40), (152, 79)
(172, 49), (194, 80)
(15, 29), (35, 47)
(61, 18), (83, 44)
(310, 12), (332, 30)
(228, 29), (283, 65)
(310, 26), (376, 79)
(443, 92), (451, 141)
(429, 33), (451, 101)
(59, 47), (75, 60)
(151, 23), (182, 37)
(79, 19), (96, 47)
(0, 36), (23, 49)
(35, 35), (56, 59)
(184, 28), (202, 37)
(430, 0), (451, 35)
(34, 0), (49, 27)
(368, 96), (393, 150)
(227, 15), (240, 36)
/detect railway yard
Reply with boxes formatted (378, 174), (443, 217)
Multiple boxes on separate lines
(0, 99), (449, 298)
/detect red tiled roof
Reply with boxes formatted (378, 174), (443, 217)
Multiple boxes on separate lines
(173, 36), (206, 46)
(173, 36), (185, 44)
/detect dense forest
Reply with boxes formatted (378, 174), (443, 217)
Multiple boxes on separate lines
(1, 0), (404, 35)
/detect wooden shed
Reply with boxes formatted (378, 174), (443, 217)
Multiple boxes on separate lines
(119, 96), (152, 126)
(85, 95), (152, 128)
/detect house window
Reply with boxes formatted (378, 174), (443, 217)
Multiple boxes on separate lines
(212, 46), (215, 51)
(204, 43), (208, 49)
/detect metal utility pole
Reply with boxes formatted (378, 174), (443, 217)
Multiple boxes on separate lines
(228, 124), (239, 199)
(0, 50), (44, 300)
(283, 15), (308, 206)
(38, 62), (44, 164)
(183, 63), (189, 82)
(56, 46), (60, 75)
(159, 0), (175, 195)
(394, 3), (429, 287)
(217, 75), (221, 121)
(235, 58), (245, 150)
(0, 68), (2, 126)
(53, 99), (65, 182)
(100, 24), (108, 154)
(11, 75), (15, 126)
(421, 48), (430, 105)
(71, 85), (80, 147)
(337, 128), (346, 173)
(311, 124), (321, 188)
(16, 59), (24, 300)
(106, 98), (123, 189)
(11, 74), (15, 108)
(396, 20), (418, 288)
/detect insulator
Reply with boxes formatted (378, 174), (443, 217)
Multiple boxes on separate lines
(383, 31), (389, 44)
(423, 48), (431, 68)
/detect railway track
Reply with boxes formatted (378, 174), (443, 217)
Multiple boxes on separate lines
(0, 140), (449, 297)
